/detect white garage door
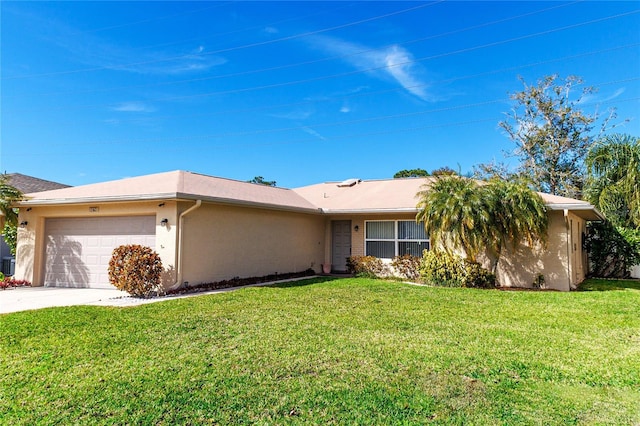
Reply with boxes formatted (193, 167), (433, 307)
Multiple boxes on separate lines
(44, 216), (156, 288)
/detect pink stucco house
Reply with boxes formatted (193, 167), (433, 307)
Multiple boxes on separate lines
(14, 170), (602, 291)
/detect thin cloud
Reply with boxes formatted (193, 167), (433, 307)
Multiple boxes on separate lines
(604, 87), (625, 102)
(302, 126), (327, 141)
(307, 35), (431, 101)
(24, 9), (226, 76)
(269, 110), (314, 120)
(83, 42), (227, 76)
(305, 85), (370, 102)
(111, 102), (156, 113)
(340, 105), (351, 113)
(383, 46), (428, 100)
(579, 87), (625, 105)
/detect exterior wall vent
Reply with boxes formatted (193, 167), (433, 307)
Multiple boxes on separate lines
(337, 178), (361, 188)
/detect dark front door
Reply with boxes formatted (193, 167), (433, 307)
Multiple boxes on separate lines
(331, 220), (352, 272)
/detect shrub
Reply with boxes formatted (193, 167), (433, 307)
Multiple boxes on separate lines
(391, 254), (421, 281)
(420, 250), (465, 287)
(420, 250), (495, 288)
(108, 245), (163, 297)
(0, 276), (31, 290)
(462, 260), (496, 289)
(585, 221), (640, 278)
(346, 256), (390, 278)
(532, 273), (545, 289)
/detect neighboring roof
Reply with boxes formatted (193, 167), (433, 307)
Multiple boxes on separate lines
(6, 173), (70, 193)
(18, 171), (320, 213)
(17, 171), (603, 220)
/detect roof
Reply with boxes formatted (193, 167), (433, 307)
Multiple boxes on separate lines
(6, 173), (70, 193)
(18, 171), (320, 213)
(294, 177), (603, 220)
(293, 177), (437, 214)
(17, 171), (603, 220)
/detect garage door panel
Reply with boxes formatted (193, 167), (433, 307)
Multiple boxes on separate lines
(44, 216), (156, 288)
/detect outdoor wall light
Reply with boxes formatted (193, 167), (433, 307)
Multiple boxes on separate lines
(160, 218), (169, 227)
(354, 225), (359, 232)
(20, 221), (28, 228)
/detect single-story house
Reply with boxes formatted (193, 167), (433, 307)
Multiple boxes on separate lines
(13, 170), (603, 291)
(1, 173), (70, 275)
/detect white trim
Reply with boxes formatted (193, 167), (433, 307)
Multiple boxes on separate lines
(547, 203), (605, 220)
(322, 208), (418, 214)
(17, 193), (322, 215)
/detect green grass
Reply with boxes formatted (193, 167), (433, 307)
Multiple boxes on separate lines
(2, 277), (639, 425)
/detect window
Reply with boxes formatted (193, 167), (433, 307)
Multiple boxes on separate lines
(365, 220), (429, 258)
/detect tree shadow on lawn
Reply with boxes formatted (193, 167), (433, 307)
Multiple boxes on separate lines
(268, 276), (341, 289)
(578, 279), (640, 291)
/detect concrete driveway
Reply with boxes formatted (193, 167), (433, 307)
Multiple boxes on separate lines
(0, 287), (131, 314)
(1, 277), (317, 314)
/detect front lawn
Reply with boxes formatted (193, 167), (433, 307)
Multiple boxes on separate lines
(2, 277), (639, 424)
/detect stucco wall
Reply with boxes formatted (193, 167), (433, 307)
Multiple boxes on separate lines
(335, 211), (587, 291)
(492, 210), (588, 291)
(179, 203), (325, 286)
(14, 201), (178, 286)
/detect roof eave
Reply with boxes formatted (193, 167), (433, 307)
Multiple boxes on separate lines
(15, 192), (322, 215)
(321, 207), (419, 214)
(15, 193), (178, 206)
(546, 203), (605, 221)
(175, 193), (322, 214)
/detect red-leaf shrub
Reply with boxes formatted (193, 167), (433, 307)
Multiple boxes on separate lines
(108, 245), (163, 297)
(0, 277), (31, 290)
(346, 256), (391, 278)
(391, 254), (421, 281)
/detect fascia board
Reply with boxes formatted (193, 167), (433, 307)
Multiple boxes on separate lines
(15, 192), (323, 215)
(321, 208), (419, 214)
(546, 203), (605, 220)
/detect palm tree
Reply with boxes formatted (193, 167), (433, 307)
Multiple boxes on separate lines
(0, 174), (23, 228)
(416, 175), (548, 271)
(483, 178), (548, 272)
(585, 133), (640, 229)
(416, 175), (490, 262)
(1, 175), (24, 256)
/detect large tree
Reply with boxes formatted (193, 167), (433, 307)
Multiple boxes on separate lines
(497, 74), (614, 199)
(247, 176), (276, 187)
(583, 133), (640, 278)
(585, 133), (640, 229)
(393, 168), (429, 178)
(430, 166), (458, 177)
(417, 175), (547, 271)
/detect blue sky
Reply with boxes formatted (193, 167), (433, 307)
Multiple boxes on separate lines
(2, 1), (639, 188)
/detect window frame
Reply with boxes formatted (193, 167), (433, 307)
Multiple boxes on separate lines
(364, 220), (429, 259)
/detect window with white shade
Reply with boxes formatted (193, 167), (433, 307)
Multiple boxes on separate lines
(365, 220), (429, 258)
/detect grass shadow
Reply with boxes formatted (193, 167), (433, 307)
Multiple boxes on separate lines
(578, 278), (640, 291)
(268, 276), (341, 288)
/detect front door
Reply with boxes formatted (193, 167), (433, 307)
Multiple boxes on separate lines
(331, 220), (352, 272)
